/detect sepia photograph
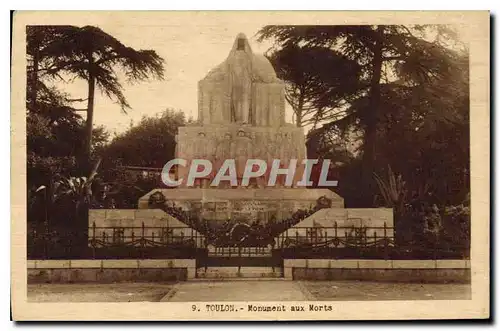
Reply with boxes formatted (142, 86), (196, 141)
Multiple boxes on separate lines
(11, 11), (489, 321)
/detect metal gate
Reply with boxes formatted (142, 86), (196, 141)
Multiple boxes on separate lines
(197, 245), (283, 270)
(195, 221), (284, 272)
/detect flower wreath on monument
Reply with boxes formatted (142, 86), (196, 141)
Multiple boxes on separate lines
(148, 191), (166, 208)
(204, 218), (276, 247)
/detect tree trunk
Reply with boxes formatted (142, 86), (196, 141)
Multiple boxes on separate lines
(362, 26), (384, 206)
(84, 50), (95, 171)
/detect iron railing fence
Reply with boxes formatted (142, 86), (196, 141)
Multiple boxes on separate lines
(275, 222), (469, 260)
(275, 222), (394, 249)
(27, 221), (469, 260)
(27, 222), (207, 260)
(278, 243), (470, 260)
(87, 222), (206, 249)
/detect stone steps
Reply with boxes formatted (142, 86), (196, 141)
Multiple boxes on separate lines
(196, 266), (283, 279)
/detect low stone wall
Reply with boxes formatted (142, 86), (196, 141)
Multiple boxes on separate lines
(27, 259), (196, 283)
(88, 209), (205, 248)
(284, 259), (471, 283)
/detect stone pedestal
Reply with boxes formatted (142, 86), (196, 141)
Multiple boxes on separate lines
(175, 124), (307, 188)
(139, 188), (344, 225)
(143, 33), (339, 225)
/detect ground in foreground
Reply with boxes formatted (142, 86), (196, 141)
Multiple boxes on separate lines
(27, 280), (471, 302)
(27, 283), (175, 302)
(301, 281), (471, 301)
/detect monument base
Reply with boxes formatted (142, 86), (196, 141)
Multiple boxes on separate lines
(139, 188), (344, 224)
(175, 124), (309, 189)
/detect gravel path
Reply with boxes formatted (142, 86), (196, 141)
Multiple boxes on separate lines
(28, 283), (175, 302)
(301, 281), (471, 301)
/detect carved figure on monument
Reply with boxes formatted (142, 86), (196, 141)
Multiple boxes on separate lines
(227, 39), (253, 124)
(182, 136), (194, 159)
(216, 132), (233, 160)
(198, 33), (285, 126)
(193, 132), (216, 188)
(231, 130), (254, 186)
(193, 132), (215, 159)
(214, 132), (233, 188)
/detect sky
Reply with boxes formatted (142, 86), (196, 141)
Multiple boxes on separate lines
(50, 14), (471, 137)
(55, 18), (288, 136)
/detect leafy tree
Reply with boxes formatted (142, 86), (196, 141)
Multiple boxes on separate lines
(26, 28), (110, 228)
(27, 109), (109, 190)
(27, 26), (108, 183)
(99, 108), (187, 168)
(101, 169), (159, 209)
(265, 45), (361, 127)
(27, 25), (165, 167)
(258, 25), (467, 205)
(27, 26), (67, 111)
(96, 108), (188, 208)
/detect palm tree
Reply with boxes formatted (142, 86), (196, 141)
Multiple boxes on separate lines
(53, 158), (102, 214)
(32, 159), (101, 256)
(373, 165), (407, 213)
(34, 158), (102, 225)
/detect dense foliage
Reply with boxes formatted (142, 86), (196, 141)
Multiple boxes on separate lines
(95, 108), (189, 208)
(258, 25), (470, 244)
(258, 25), (469, 207)
(26, 25), (166, 238)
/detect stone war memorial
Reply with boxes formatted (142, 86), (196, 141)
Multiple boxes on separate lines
(22, 17), (477, 314)
(141, 34), (346, 222)
(87, 33), (394, 278)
